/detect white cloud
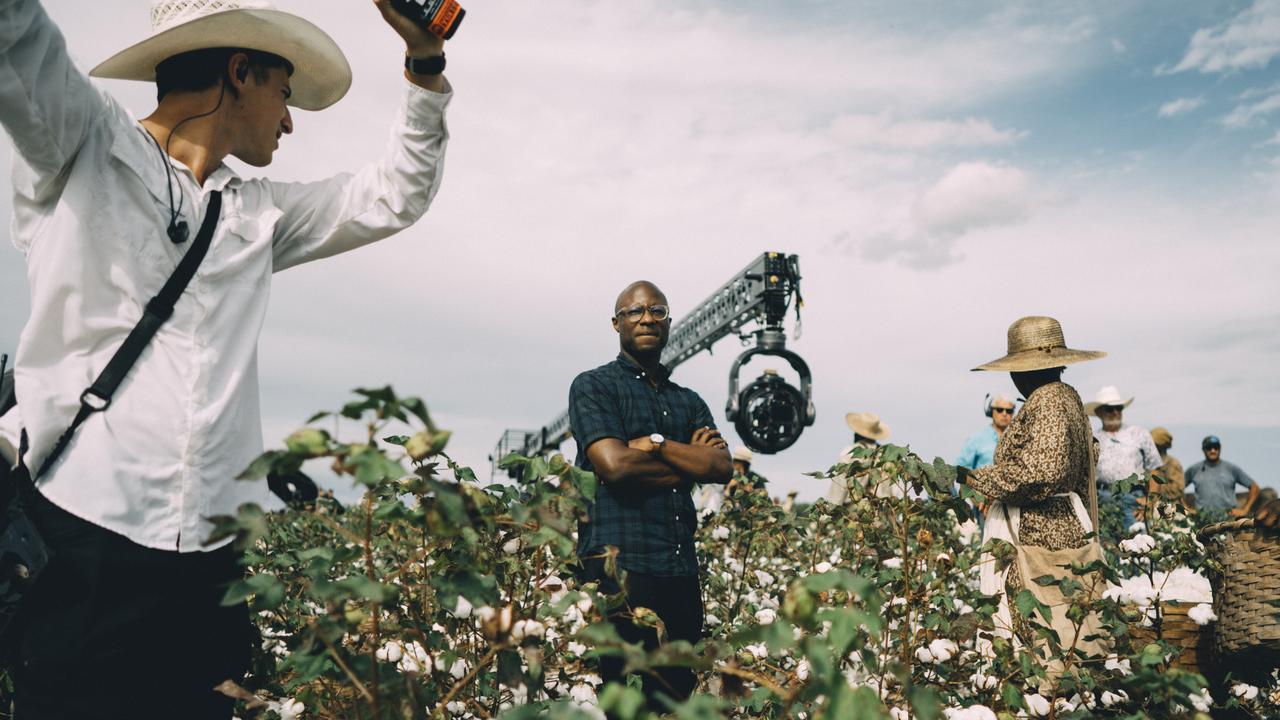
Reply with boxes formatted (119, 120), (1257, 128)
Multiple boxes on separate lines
(1157, 96), (1205, 118)
(1165, 0), (1280, 75)
(1221, 89), (1280, 127)
(860, 162), (1034, 268)
(826, 114), (1024, 149)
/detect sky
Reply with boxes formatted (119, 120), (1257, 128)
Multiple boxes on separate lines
(2, 0), (1278, 503)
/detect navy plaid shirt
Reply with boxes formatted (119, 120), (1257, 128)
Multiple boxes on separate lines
(569, 354), (716, 577)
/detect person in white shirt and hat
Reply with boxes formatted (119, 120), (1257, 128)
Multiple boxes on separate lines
(1085, 385), (1162, 524)
(826, 411), (891, 503)
(0, 0), (452, 715)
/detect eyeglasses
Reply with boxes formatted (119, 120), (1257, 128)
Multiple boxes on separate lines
(616, 304), (670, 323)
(992, 407), (1014, 415)
(1098, 405), (1124, 414)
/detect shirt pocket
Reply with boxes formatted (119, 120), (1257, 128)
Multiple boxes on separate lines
(202, 208), (283, 288)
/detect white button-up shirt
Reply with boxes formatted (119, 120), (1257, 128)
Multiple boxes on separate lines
(0, 0), (450, 551)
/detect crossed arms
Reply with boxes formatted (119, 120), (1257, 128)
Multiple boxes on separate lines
(585, 427), (732, 492)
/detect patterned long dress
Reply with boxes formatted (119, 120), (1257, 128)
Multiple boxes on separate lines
(967, 382), (1094, 605)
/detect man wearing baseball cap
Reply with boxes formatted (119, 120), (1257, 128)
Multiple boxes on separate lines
(0, 0), (452, 715)
(1185, 436), (1261, 519)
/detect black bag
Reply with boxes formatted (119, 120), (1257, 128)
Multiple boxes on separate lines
(0, 192), (223, 639)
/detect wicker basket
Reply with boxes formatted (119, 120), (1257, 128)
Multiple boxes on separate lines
(1130, 603), (1206, 672)
(1198, 518), (1280, 661)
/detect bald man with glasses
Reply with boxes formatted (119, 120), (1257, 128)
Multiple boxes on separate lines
(568, 280), (732, 710)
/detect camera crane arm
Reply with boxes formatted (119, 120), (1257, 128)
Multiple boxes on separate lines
(490, 252), (811, 475)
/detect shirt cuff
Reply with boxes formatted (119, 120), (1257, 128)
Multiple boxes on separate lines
(402, 78), (452, 131)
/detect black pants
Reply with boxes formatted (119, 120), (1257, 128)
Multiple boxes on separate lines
(580, 558), (703, 712)
(10, 492), (254, 720)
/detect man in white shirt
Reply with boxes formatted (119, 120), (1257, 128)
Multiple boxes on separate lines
(0, 0), (452, 715)
(1086, 386), (1162, 524)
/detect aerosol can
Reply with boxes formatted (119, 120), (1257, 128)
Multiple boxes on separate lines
(389, 0), (465, 40)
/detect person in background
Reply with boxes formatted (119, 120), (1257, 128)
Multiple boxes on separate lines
(826, 412), (891, 504)
(955, 394), (1017, 525)
(729, 447), (768, 492)
(1185, 435), (1260, 520)
(1086, 386), (1162, 523)
(1147, 427), (1185, 504)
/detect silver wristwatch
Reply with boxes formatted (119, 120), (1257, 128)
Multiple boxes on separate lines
(649, 433), (665, 447)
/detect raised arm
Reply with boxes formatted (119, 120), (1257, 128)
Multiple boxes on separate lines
(1, 0), (108, 202)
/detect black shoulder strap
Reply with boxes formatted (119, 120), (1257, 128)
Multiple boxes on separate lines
(31, 191), (224, 481)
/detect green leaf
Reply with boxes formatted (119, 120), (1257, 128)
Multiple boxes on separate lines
(911, 686), (943, 720)
(382, 435), (410, 446)
(222, 573), (285, 611)
(1002, 683), (1025, 711)
(1014, 588), (1053, 625)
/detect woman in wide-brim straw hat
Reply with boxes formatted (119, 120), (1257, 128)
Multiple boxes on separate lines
(957, 316), (1107, 650)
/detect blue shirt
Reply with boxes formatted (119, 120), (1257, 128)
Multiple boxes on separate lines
(1185, 460), (1255, 512)
(956, 426), (1000, 470)
(569, 354), (716, 577)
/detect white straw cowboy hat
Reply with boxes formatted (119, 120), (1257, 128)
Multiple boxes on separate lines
(731, 447), (753, 464)
(845, 412), (891, 442)
(90, 0), (352, 111)
(1083, 386), (1135, 416)
(972, 316), (1106, 372)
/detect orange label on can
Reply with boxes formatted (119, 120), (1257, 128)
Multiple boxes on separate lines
(429, 0), (462, 37)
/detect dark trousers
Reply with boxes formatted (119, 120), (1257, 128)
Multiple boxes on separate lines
(9, 492), (254, 720)
(580, 558), (703, 712)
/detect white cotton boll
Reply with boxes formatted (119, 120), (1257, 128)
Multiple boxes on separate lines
(814, 561), (833, 574)
(1101, 690), (1127, 707)
(376, 641), (403, 663)
(1232, 683), (1260, 701)
(958, 602), (974, 615)
(890, 597), (907, 607)
(1128, 521), (1147, 534)
(448, 658), (467, 679)
(1188, 603), (1217, 626)
(567, 641), (587, 656)
(928, 638), (958, 663)
(883, 557), (903, 570)
(278, 698), (306, 720)
(969, 672), (998, 691)
(446, 700), (467, 716)
(754, 570), (775, 586)
(889, 708), (910, 720)
(1189, 688), (1213, 713)
(947, 705), (997, 720)
(915, 646), (936, 663)
(755, 608), (777, 625)
(502, 537), (522, 554)
(1024, 694), (1051, 717)
(1119, 533), (1156, 555)
(830, 548), (842, 563)
(570, 684), (597, 704)
(711, 526), (731, 540)
(705, 613), (722, 627)
(1053, 698), (1076, 714)
(746, 643), (768, 660)
(511, 619), (546, 642)
(795, 659), (810, 680)
(576, 596), (594, 615)
(451, 595), (474, 619)
(1104, 654), (1132, 676)
(475, 606), (496, 623)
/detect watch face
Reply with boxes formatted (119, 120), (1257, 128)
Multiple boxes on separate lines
(650, 433), (665, 444)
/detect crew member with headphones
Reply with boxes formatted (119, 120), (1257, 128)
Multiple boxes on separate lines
(0, 0), (452, 715)
(955, 394), (1018, 523)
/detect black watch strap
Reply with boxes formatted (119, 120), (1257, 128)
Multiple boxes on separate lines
(405, 53), (446, 76)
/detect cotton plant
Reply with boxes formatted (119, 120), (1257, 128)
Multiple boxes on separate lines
(214, 391), (1223, 719)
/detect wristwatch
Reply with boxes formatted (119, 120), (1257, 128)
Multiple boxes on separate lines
(649, 433), (665, 448)
(405, 53), (446, 76)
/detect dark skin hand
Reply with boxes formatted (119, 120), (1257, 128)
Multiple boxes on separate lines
(584, 281), (733, 491)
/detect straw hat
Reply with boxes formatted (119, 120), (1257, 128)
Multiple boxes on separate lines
(971, 316), (1105, 372)
(90, 0), (352, 111)
(1083, 386), (1134, 416)
(732, 447), (753, 464)
(845, 412), (891, 442)
(1150, 427), (1172, 448)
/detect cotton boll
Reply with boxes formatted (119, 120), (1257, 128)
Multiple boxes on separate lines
(1024, 693), (1051, 717)
(915, 646), (936, 663)
(1232, 683), (1259, 701)
(502, 537), (522, 554)
(1128, 521), (1147, 534)
(1101, 690), (1127, 707)
(1104, 654), (1132, 676)
(705, 614), (722, 627)
(814, 561), (833, 573)
(711, 526), (731, 540)
(754, 570), (775, 586)
(278, 698), (305, 720)
(446, 700), (467, 716)
(883, 557), (903, 570)
(969, 672), (998, 691)
(889, 708), (909, 720)
(1119, 534), (1156, 555)
(511, 619), (546, 642)
(451, 595), (474, 619)
(927, 638), (958, 663)
(1188, 688), (1213, 713)
(570, 684), (597, 704)
(755, 608), (777, 625)
(1188, 603), (1217, 626)
(795, 659), (810, 680)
